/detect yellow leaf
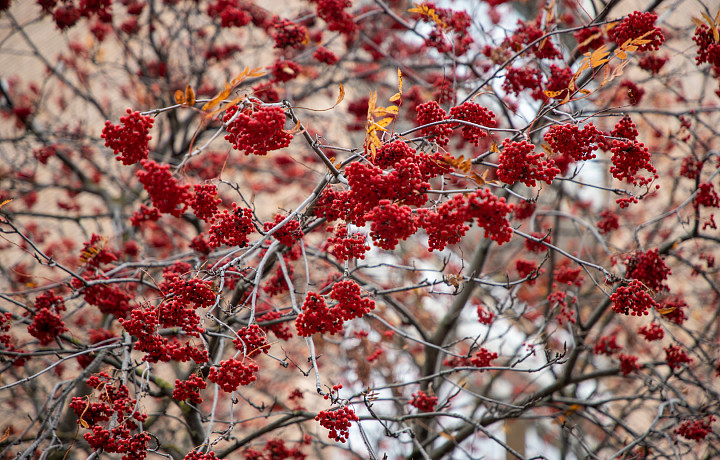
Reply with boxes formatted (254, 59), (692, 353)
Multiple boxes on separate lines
(285, 120), (304, 135)
(490, 141), (498, 153)
(79, 419), (89, 429)
(691, 17), (705, 28)
(375, 117), (394, 129)
(174, 90), (185, 105)
(577, 31), (602, 50)
(335, 83), (345, 106)
(579, 89), (591, 94)
(0, 427), (9, 443)
(397, 68), (403, 94)
(202, 83), (232, 111)
(185, 85), (195, 106)
(543, 89), (565, 98)
(625, 44), (638, 52)
(0, 198), (11, 210)
(389, 92), (402, 102)
(615, 49), (627, 60)
(590, 45), (610, 68)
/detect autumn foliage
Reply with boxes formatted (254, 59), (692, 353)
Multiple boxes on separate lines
(1, 0), (720, 459)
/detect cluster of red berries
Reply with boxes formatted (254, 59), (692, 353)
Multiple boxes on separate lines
(416, 101), (453, 147)
(41, 0), (112, 30)
(184, 451), (222, 460)
(665, 344), (692, 370)
(465, 189), (515, 244)
(656, 297), (687, 325)
(316, 406), (359, 443)
(206, 0), (251, 28)
(638, 322), (664, 342)
(130, 204), (161, 226)
(208, 358), (259, 392)
(611, 11), (664, 51)
(610, 280), (657, 316)
(79, 233), (118, 268)
(71, 373), (150, 460)
(269, 59), (302, 83)
(625, 248), (671, 292)
(102, 109), (154, 165)
(470, 347), (498, 369)
(448, 102), (496, 146)
(272, 18), (308, 49)
(325, 225), (370, 262)
(513, 200), (536, 220)
(233, 324), (269, 356)
(597, 209), (619, 234)
(414, 3), (473, 55)
(574, 26), (604, 54)
(504, 18), (561, 59)
(593, 335), (622, 355)
(316, 0), (357, 36)
(208, 204), (254, 248)
(72, 272), (134, 319)
(223, 105), (292, 155)
(28, 291), (67, 345)
(296, 281), (375, 336)
(257, 309), (293, 341)
(137, 160), (192, 217)
(313, 46), (339, 65)
(544, 123), (603, 173)
(618, 353), (640, 375)
(638, 54), (668, 74)
(190, 184), (221, 223)
(554, 265), (583, 287)
(502, 67), (544, 100)
(264, 214), (304, 247)
(409, 390), (438, 412)
(417, 194), (470, 251)
(609, 140), (657, 187)
(173, 374), (207, 405)
(524, 231), (551, 253)
(675, 416), (715, 441)
(367, 201), (417, 250)
(694, 182), (719, 209)
(497, 139), (559, 187)
(694, 24), (720, 68)
(244, 438), (306, 460)
(515, 259), (541, 284)
(476, 305), (494, 325)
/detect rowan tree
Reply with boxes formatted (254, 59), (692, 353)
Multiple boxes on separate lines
(1, 0), (719, 459)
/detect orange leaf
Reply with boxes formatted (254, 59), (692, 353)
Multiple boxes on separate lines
(335, 83), (345, 106)
(185, 85), (196, 106)
(0, 198), (11, 210)
(174, 90), (185, 105)
(202, 83), (232, 111)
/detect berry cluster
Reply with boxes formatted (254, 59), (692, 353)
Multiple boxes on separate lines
(325, 225), (370, 262)
(244, 439), (306, 460)
(208, 204), (254, 248)
(71, 272), (133, 319)
(416, 101), (453, 147)
(675, 416), (715, 441)
(223, 105), (292, 156)
(611, 12), (664, 51)
(79, 233), (118, 269)
(264, 214), (303, 247)
(313, 46), (339, 65)
(524, 231), (551, 253)
(272, 18), (308, 49)
(257, 309), (293, 341)
(137, 160), (192, 217)
(497, 139), (559, 187)
(573, 26), (604, 54)
(638, 54), (668, 74)
(544, 123), (603, 173)
(409, 390), (438, 412)
(417, 194), (470, 251)
(102, 109), (154, 165)
(638, 322), (664, 341)
(269, 59), (302, 83)
(28, 291), (67, 345)
(656, 297), (687, 325)
(367, 201), (417, 250)
(513, 200), (535, 220)
(448, 102), (496, 146)
(233, 324), (269, 356)
(316, 406), (359, 443)
(593, 335), (622, 355)
(316, 0), (357, 36)
(611, 280), (656, 316)
(190, 184), (221, 223)
(597, 209), (619, 234)
(476, 304), (494, 325)
(372, 140), (415, 169)
(618, 353), (640, 375)
(206, 0), (251, 28)
(502, 67), (544, 101)
(295, 292), (343, 336)
(609, 140), (657, 187)
(184, 451), (222, 460)
(130, 204), (161, 226)
(470, 347), (498, 369)
(694, 24), (720, 67)
(208, 358), (259, 392)
(694, 182), (719, 209)
(664, 344), (692, 370)
(414, 3), (474, 55)
(504, 18), (561, 59)
(465, 189), (514, 244)
(554, 265), (583, 287)
(625, 248), (671, 292)
(515, 259), (541, 284)
(173, 374), (207, 405)
(71, 373), (149, 460)
(330, 279), (375, 321)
